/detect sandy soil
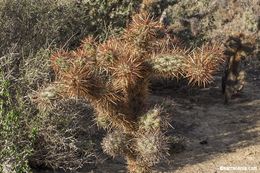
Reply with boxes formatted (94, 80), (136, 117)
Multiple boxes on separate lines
(86, 59), (260, 173)
(35, 60), (260, 173)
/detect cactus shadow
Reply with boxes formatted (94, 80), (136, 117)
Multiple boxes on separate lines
(35, 67), (260, 173)
(151, 71), (260, 172)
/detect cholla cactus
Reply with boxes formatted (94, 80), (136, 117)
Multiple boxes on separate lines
(33, 1), (224, 172)
(184, 43), (224, 86)
(102, 130), (131, 158)
(135, 131), (169, 166)
(150, 47), (187, 79)
(222, 33), (256, 103)
(138, 106), (170, 132)
(30, 84), (62, 111)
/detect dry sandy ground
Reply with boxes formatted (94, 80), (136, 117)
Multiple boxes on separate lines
(156, 77), (260, 173)
(86, 60), (260, 173)
(35, 60), (260, 173)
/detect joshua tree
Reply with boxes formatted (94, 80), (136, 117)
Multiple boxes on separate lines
(32, 1), (224, 172)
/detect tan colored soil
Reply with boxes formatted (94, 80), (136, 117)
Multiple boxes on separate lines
(87, 61), (260, 173)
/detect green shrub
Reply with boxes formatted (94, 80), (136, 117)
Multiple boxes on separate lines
(0, 48), (100, 172)
(0, 72), (35, 173)
(0, 0), (141, 55)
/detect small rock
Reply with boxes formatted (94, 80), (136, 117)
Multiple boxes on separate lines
(200, 139), (208, 145)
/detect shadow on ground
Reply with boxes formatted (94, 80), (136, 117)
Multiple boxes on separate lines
(34, 61), (260, 173)
(87, 60), (260, 173)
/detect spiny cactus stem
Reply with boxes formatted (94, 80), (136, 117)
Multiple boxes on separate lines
(126, 156), (151, 173)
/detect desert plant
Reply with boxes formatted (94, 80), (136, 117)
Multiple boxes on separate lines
(165, 0), (259, 103)
(0, 47), (100, 172)
(0, 0), (141, 56)
(33, 1), (225, 172)
(0, 71), (35, 173)
(0, 0), (146, 172)
(164, 0), (260, 46)
(28, 97), (98, 171)
(222, 33), (256, 103)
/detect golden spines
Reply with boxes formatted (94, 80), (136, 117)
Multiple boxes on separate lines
(123, 12), (163, 48)
(150, 47), (187, 79)
(183, 43), (224, 87)
(102, 131), (131, 158)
